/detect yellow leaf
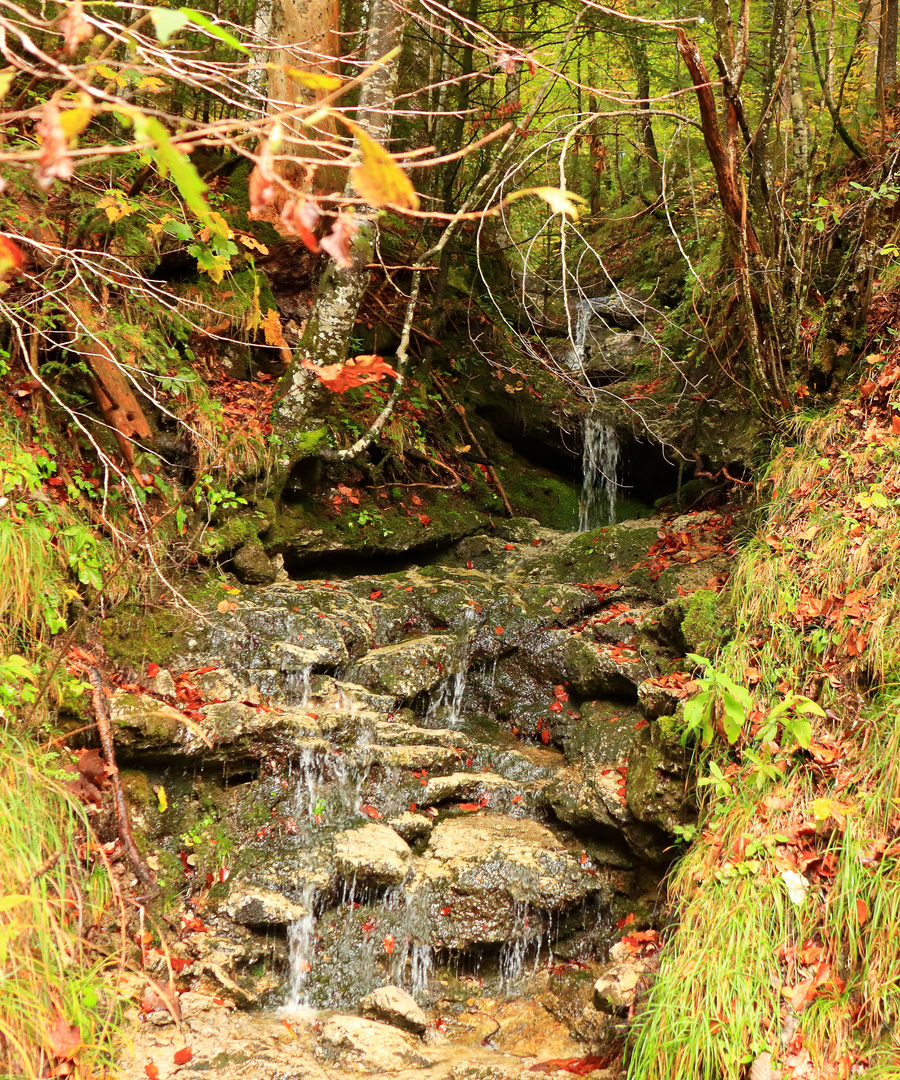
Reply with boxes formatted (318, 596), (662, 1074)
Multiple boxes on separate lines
(156, 786), (168, 813)
(59, 93), (93, 141)
(0, 69), (15, 100)
(260, 308), (287, 348)
(508, 186), (588, 221)
(137, 76), (166, 92)
(352, 127), (420, 210)
(811, 797), (857, 823)
(238, 234), (269, 254)
(286, 68), (342, 92)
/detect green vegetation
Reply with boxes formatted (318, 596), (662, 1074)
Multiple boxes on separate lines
(0, 733), (121, 1079)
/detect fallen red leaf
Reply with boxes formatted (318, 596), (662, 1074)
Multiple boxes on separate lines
(173, 1047), (192, 1065)
(360, 804), (382, 819)
(541, 729), (551, 744)
(383, 934), (395, 954)
(145, 1065), (160, 1080)
(147, 662), (160, 678)
(47, 1018), (81, 1059)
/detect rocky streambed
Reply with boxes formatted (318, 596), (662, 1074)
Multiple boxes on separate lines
(104, 510), (732, 1080)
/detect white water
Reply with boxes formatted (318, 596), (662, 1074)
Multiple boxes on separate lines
(579, 417), (619, 530)
(282, 882), (318, 1013)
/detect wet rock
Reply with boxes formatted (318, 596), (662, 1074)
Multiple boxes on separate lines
(359, 985), (428, 1033)
(333, 823), (412, 887)
(344, 635), (456, 698)
(232, 541), (278, 585)
(637, 677), (683, 719)
(537, 633), (654, 697)
(388, 811), (434, 843)
(226, 885), (308, 926)
(150, 667), (177, 697)
(315, 1015), (432, 1072)
(565, 705), (647, 765)
(626, 725), (696, 840)
(420, 772), (518, 805)
(593, 940), (657, 1014)
(411, 815), (604, 949)
(544, 763), (632, 832)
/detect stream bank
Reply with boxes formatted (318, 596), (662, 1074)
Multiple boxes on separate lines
(92, 508), (737, 1080)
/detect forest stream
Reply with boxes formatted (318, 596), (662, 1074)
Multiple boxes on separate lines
(109, 510), (731, 1080)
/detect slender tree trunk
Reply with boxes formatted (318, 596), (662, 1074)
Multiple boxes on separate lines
(882, 0), (899, 103)
(629, 38), (662, 198)
(272, 0), (404, 454)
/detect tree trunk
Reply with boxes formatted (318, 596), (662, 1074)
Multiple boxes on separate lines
(267, 0), (343, 197)
(272, 0), (404, 456)
(628, 38), (662, 198)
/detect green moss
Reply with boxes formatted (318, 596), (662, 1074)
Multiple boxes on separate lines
(498, 465), (580, 530)
(199, 511), (267, 558)
(101, 610), (185, 668)
(224, 162), (281, 247)
(680, 587), (730, 656)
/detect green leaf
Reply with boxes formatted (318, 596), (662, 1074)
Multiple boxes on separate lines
(134, 114), (212, 226)
(151, 8), (191, 43)
(163, 220), (194, 241)
(179, 9), (250, 52)
(685, 653), (711, 668)
(791, 718), (812, 749)
(794, 698), (826, 716)
(721, 692), (745, 744)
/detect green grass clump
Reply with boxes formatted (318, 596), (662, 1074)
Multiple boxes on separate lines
(0, 732), (123, 1078)
(629, 383), (900, 1078)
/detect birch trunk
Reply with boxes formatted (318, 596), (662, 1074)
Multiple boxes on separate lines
(272, 0), (404, 456)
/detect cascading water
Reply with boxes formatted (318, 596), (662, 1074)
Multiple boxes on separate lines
(282, 883), (318, 1013)
(579, 416), (619, 531)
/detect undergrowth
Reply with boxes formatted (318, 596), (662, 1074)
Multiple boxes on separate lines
(629, 362), (900, 1078)
(0, 730), (123, 1079)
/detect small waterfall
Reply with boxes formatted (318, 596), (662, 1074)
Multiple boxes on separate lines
(572, 301), (591, 370)
(282, 883), (318, 1013)
(498, 903), (545, 989)
(428, 670), (467, 727)
(579, 417), (619, 530)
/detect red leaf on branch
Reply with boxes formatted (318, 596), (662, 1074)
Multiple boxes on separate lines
(320, 214), (358, 268)
(302, 355), (398, 393)
(280, 198), (321, 253)
(0, 235), (25, 282)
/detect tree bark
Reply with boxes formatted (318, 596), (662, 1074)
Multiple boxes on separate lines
(267, 0), (344, 197)
(629, 38), (662, 197)
(272, 0), (404, 456)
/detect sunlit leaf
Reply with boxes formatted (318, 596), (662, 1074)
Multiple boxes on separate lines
(285, 68), (342, 91)
(352, 126), (420, 210)
(151, 8), (191, 43)
(508, 186), (589, 220)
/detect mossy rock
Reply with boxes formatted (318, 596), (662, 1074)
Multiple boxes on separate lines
(681, 587), (731, 655)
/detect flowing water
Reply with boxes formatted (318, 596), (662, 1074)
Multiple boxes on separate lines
(579, 417), (619, 530)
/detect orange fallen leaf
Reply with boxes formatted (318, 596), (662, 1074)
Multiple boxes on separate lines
(173, 1048), (192, 1065)
(383, 934), (395, 954)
